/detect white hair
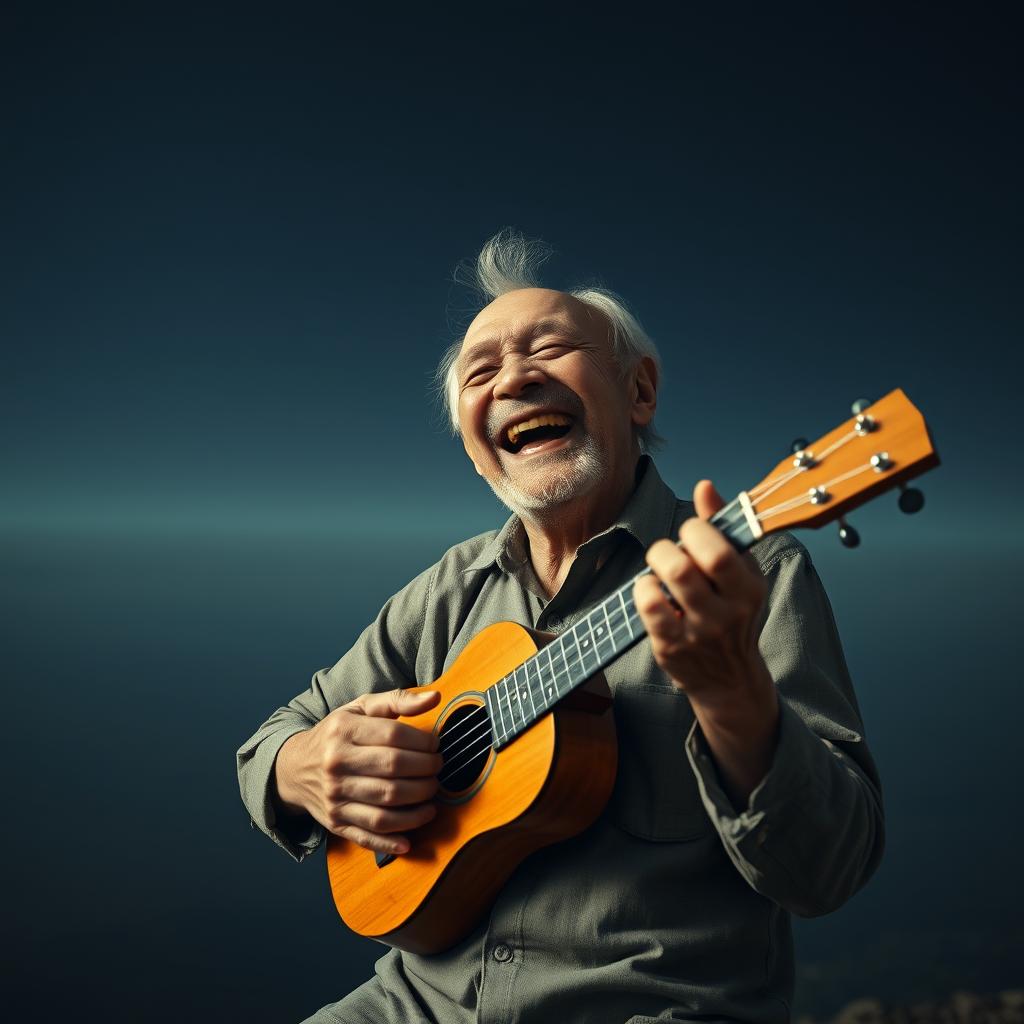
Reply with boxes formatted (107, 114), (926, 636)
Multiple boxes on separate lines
(434, 228), (666, 452)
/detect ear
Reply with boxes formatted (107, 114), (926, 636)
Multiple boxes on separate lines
(630, 355), (658, 427)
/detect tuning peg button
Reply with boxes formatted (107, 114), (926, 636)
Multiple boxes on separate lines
(851, 398), (873, 414)
(898, 484), (925, 514)
(838, 517), (860, 548)
(790, 437), (808, 454)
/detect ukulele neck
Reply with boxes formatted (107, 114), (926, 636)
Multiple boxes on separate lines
(486, 501), (753, 749)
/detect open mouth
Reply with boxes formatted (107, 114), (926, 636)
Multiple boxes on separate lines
(500, 414), (575, 455)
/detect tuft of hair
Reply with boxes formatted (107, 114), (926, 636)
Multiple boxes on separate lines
(434, 228), (666, 453)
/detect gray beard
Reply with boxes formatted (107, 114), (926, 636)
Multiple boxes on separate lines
(482, 434), (607, 524)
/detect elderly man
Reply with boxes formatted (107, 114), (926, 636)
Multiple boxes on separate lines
(236, 230), (884, 1023)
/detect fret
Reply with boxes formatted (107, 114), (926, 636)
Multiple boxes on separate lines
(593, 603), (614, 661)
(548, 642), (571, 697)
(544, 644), (559, 704)
(514, 664), (529, 715)
(601, 602), (617, 657)
(500, 675), (519, 735)
(618, 590), (634, 640)
(576, 618), (597, 673)
(484, 686), (498, 742)
(554, 636), (571, 692)
(606, 603), (627, 645)
(559, 633), (582, 685)
(525, 658), (541, 720)
(512, 667), (528, 729)
(492, 677), (509, 741)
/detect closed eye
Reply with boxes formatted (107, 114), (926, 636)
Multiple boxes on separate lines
(463, 367), (498, 385)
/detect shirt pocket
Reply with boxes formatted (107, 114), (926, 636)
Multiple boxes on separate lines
(605, 676), (714, 843)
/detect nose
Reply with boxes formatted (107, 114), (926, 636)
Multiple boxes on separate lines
(493, 356), (546, 399)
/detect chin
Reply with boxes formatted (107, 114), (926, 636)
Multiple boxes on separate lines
(486, 442), (606, 518)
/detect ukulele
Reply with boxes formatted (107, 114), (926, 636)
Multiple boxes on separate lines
(325, 387), (939, 954)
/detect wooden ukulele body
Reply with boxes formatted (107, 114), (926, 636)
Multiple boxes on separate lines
(325, 620), (618, 955)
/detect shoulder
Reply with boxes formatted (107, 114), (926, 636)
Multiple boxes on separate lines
(399, 528), (503, 603)
(436, 528), (503, 573)
(748, 530), (809, 574)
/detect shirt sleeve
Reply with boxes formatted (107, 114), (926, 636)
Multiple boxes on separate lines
(684, 545), (885, 918)
(235, 559), (440, 863)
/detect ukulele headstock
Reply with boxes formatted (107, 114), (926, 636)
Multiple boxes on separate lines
(719, 388), (940, 549)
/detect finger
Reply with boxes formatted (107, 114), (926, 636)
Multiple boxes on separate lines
(678, 517), (761, 601)
(339, 746), (445, 779)
(644, 539), (732, 626)
(354, 687), (442, 720)
(349, 716), (440, 753)
(693, 478), (727, 520)
(333, 800), (438, 836)
(336, 774), (440, 807)
(633, 575), (698, 650)
(330, 822), (412, 856)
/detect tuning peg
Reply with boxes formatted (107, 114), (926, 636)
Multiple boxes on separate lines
(851, 398), (873, 414)
(898, 483), (925, 514)
(789, 437), (808, 454)
(838, 516), (860, 548)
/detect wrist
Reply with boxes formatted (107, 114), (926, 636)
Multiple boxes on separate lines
(272, 730), (312, 818)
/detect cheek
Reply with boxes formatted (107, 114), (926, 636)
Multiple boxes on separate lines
(458, 394), (490, 447)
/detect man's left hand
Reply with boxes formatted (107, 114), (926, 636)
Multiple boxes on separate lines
(633, 479), (780, 804)
(634, 479), (771, 707)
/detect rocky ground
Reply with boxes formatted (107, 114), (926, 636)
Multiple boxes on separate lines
(796, 990), (1024, 1024)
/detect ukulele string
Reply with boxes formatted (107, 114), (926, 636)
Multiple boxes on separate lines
(437, 611), (639, 787)
(754, 460), (877, 522)
(435, 492), (763, 786)
(745, 426), (868, 507)
(438, 710), (491, 761)
(437, 433), (882, 787)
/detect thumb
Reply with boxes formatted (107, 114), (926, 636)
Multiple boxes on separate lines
(694, 479), (727, 520)
(356, 687), (442, 719)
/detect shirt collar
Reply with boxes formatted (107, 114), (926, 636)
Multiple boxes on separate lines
(462, 454), (680, 574)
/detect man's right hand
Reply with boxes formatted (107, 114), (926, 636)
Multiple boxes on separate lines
(273, 687), (444, 856)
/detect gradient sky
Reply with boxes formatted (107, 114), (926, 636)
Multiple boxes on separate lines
(3, 4), (1021, 1020)
(3, 4), (1020, 542)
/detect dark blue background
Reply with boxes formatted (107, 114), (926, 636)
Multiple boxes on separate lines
(3, 4), (1021, 1019)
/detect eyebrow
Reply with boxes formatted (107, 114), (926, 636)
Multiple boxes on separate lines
(459, 318), (579, 374)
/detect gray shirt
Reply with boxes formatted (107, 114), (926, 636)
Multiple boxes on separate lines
(236, 454), (884, 1023)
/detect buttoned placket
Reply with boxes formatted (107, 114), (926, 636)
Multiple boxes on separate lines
(475, 536), (617, 1024)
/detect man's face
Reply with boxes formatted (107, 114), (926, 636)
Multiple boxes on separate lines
(455, 288), (651, 518)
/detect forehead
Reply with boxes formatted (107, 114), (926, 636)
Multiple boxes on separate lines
(459, 288), (600, 362)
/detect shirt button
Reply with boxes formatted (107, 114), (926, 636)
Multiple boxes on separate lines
(492, 943), (513, 963)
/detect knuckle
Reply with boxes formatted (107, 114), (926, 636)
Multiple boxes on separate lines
(666, 560), (691, 585)
(366, 809), (389, 832)
(707, 551), (731, 576)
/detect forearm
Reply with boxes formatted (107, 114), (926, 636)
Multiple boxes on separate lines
(689, 658), (781, 808)
(686, 694), (885, 917)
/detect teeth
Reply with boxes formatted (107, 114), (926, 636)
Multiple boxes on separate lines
(506, 413), (572, 446)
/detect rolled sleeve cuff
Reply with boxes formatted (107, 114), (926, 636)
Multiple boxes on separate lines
(684, 696), (820, 849)
(243, 725), (326, 864)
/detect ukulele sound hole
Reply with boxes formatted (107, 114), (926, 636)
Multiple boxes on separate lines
(437, 701), (494, 798)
